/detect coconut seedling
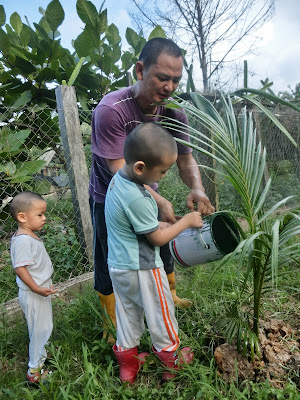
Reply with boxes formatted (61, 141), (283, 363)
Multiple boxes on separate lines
(163, 92), (300, 358)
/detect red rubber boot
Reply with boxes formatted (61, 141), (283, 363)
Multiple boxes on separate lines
(113, 344), (149, 384)
(152, 346), (194, 381)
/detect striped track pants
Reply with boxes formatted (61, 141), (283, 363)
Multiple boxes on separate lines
(109, 266), (180, 352)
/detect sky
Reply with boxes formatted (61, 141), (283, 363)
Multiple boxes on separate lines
(2, 0), (300, 94)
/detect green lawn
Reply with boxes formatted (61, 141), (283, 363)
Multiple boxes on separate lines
(1, 263), (299, 400)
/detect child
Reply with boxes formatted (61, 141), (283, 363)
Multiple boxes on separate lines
(105, 122), (203, 384)
(10, 191), (57, 383)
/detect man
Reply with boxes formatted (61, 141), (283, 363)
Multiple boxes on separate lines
(89, 38), (214, 343)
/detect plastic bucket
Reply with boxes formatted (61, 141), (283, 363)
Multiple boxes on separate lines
(169, 212), (240, 267)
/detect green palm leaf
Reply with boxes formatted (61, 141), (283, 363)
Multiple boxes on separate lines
(163, 91), (300, 356)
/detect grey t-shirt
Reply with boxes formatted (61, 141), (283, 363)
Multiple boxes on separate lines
(10, 234), (53, 290)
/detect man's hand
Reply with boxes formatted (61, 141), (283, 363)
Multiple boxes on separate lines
(186, 188), (215, 215)
(177, 153), (215, 215)
(144, 185), (177, 224)
(158, 198), (177, 224)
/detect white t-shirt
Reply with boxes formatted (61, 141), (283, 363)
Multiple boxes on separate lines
(10, 234), (53, 290)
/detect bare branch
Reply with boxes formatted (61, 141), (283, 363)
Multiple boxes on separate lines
(129, 0), (275, 91)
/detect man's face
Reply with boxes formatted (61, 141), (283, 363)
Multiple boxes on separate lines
(137, 52), (183, 111)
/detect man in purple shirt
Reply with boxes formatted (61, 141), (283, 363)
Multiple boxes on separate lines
(89, 38), (214, 343)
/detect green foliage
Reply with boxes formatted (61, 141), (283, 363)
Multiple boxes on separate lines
(45, 0), (65, 32)
(0, 0), (138, 110)
(0, 127), (46, 188)
(163, 92), (300, 357)
(279, 83), (300, 104)
(148, 25), (166, 40)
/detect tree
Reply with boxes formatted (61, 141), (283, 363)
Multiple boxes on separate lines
(0, 0), (144, 110)
(129, 0), (275, 92)
(0, 0), (150, 198)
(279, 83), (300, 104)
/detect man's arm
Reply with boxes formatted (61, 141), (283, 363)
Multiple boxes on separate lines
(177, 153), (215, 215)
(106, 158), (125, 175)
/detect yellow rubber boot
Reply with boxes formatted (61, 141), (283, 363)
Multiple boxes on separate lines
(98, 292), (117, 344)
(167, 272), (192, 309)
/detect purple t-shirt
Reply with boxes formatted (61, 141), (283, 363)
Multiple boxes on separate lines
(89, 86), (192, 204)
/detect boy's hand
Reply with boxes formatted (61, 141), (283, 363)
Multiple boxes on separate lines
(38, 285), (58, 297)
(181, 211), (203, 229)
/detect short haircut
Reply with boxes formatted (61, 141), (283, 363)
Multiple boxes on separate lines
(139, 38), (183, 68)
(10, 191), (45, 221)
(124, 122), (177, 168)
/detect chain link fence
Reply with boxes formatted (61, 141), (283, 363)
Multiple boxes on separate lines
(0, 102), (93, 304)
(1, 99), (299, 305)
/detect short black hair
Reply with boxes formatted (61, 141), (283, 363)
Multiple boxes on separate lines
(139, 38), (183, 68)
(10, 191), (45, 221)
(124, 122), (177, 168)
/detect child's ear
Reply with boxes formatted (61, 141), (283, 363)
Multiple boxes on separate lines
(17, 212), (26, 223)
(133, 161), (145, 175)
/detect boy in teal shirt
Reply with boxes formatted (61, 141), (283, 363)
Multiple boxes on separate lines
(105, 122), (203, 384)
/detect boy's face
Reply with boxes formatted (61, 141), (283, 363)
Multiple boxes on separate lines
(140, 152), (177, 185)
(19, 200), (47, 231)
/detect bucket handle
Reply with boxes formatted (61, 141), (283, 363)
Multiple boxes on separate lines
(198, 229), (210, 249)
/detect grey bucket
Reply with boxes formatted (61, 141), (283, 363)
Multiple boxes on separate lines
(169, 212), (240, 267)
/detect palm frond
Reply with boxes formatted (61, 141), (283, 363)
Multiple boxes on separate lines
(163, 92), (300, 356)
(216, 304), (260, 360)
(233, 88), (300, 113)
(257, 196), (294, 225)
(270, 220), (280, 285)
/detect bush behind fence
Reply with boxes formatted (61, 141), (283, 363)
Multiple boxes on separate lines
(1, 101), (299, 304)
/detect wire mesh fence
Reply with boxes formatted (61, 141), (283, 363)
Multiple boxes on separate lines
(0, 103), (93, 304)
(253, 105), (300, 210)
(1, 100), (299, 305)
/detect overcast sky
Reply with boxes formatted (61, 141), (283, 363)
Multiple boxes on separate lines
(2, 0), (300, 93)
(246, 0), (300, 93)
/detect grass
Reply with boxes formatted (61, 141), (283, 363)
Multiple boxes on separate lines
(0, 262), (299, 399)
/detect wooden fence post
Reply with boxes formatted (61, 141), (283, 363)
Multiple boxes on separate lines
(55, 85), (93, 265)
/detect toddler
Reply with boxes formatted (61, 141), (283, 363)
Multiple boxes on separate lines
(10, 191), (57, 383)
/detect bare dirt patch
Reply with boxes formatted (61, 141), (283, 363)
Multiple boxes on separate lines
(214, 318), (300, 388)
